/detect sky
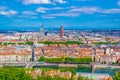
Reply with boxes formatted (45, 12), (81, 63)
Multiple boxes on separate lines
(0, 0), (120, 30)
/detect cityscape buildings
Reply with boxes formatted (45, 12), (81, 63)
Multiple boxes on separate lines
(0, 28), (120, 80)
(0, 0), (120, 80)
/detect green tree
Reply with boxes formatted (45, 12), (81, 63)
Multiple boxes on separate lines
(0, 67), (33, 80)
(25, 42), (34, 45)
(78, 75), (89, 80)
(78, 75), (84, 80)
(114, 71), (120, 80)
(38, 56), (45, 62)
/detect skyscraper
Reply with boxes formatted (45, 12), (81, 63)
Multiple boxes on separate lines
(60, 26), (64, 38)
(45, 31), (48, 36)
(39, 25), (44, 37)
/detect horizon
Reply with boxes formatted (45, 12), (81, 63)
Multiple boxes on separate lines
(1, 26), (120, 31)
(0, 0), (120, 30)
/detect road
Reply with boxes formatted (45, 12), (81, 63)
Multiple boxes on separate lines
(0, 61), (120, 69)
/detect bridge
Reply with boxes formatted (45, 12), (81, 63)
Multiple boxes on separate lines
(25, 62), (36, 68)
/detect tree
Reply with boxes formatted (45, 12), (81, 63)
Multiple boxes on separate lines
(105, 37), (112, 45)
(38, 56), (45, 62)
(78, 75), (84, 80)
(114, 71), (120, 80)
(0, 67), (33, 80)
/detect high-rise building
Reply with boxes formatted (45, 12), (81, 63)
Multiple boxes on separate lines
(45, 31), (48, 36)
(60, 26), (64, 38)
(39, 25), (44, 37)
(31, 45), (35, 61)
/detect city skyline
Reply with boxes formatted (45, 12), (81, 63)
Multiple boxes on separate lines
(0, 0), (120, 30)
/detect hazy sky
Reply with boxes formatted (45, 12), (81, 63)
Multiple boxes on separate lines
(0, 0), (120, 30)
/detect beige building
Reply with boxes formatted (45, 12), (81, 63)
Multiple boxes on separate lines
(0, 46), (31, 62)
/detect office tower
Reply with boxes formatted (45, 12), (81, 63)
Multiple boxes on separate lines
(60, 26), (64, 38)
(31, 45), (35, 61)
(39, 25), (44, 37)
(45, 31), (48, 36)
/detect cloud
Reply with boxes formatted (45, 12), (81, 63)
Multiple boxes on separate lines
(54, 0), (67, 4)
(19, 11), (38, 19)
(20, 11), (38, 19)
(51, 13), (79, 17)
(69, 7), (99, 14)
(69, 7), (120, 14)
(18, 15), (38, 19)
(20, 0), (68, 5)
(22, 11), (37, 15)
(37, 6), (120, 19)
(101, 9), (120, 14)
(42, 12), (79, 18)
(22, 0), (51, 5)
(118, 1), (120, 6)
(36, 6), (79, 18)
(36, 7), (49, 13)
(70, 6), (77, 9)
(0, 10), (18, 16)
(36, 7), (66, 13)
(0, 6), (18, 17)
(41, 15), (55, 19)
(75, 0), (93, 1)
